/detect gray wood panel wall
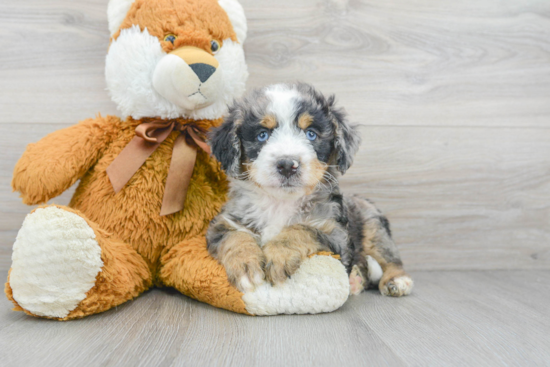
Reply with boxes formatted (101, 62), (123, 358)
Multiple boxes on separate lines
(1, 0), (549, 272)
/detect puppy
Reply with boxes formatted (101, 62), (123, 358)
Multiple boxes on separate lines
(207, 82), (413, 297)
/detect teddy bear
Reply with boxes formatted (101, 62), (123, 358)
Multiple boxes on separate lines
(5, 0), (350, 320)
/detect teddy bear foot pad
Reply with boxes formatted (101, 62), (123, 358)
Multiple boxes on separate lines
(242, 255), (350, 315)
(9, 206), (104, 318)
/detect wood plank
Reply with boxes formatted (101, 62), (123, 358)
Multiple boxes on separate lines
(341, 125), (550, 271)
(1, 270), (549, 366)
(1, 0), (549, 126)
(0, 0), (118, 124)
(348, 270), (550, 366)
(244, 0), (550, 128)
(1, 124), (548, 271)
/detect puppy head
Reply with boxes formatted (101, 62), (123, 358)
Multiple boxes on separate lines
(210, 82), (361, 194)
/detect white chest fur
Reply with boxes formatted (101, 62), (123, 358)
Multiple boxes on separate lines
(231, 183), (306, 245)
(257, 199), (300, 245)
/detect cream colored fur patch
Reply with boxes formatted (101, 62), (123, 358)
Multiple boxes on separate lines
(107, 0), (136, 36)
(242, 255), (349, 315)
(9, 207), (103, 318)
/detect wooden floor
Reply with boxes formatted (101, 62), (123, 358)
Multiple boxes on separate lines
(1, 0), (549, 365)
(2, 269), (549, 366)
(1, 0), (549, 271)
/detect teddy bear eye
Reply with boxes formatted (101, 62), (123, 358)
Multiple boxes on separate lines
(211, 40), (220, 54)
(164, 34), (177, 44)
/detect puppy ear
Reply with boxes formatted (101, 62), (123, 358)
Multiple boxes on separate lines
(209, 107), (242, 177)
(327, 95), (361, 175)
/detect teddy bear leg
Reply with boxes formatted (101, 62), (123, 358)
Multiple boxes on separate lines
(159, 236), (251, 314)
(159, 237), (350, 315)
(5, 205), (152, 320)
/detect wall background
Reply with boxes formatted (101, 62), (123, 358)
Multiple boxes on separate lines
(1, 0), (549, 272)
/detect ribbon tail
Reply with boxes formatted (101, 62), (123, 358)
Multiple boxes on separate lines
(106, 137), (160, 193)
(160, 133), (197, 216)
(187, 128), (212, 155)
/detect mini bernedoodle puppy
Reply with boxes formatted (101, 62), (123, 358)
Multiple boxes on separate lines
(207, 82), (413, 297)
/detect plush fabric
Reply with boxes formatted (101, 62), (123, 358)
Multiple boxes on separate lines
(5, 0), (350, 319)
(9, 206), (104, 318)
(242, 255), (350, 315)
(8, 115), (248, 319)
(113, 0), (238, 48)
(7, 205), (152, 320)
(108, 0), (136, 36)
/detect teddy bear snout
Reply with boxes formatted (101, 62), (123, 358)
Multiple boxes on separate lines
(171, 46), (219, 83)
(152, 46), (223, 111)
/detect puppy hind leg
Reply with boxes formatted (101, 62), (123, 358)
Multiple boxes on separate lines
(362, 243), (413, 297)
(364, 241), (413, 297)
(354, 199), (413, 297)
(379, 262), (413, 297)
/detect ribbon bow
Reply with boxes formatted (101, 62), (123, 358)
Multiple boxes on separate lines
(106, 119), (211, 216)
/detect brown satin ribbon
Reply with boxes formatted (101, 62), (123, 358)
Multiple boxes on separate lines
(106, 119), (211, 216)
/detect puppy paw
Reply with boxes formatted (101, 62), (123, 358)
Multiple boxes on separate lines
(349, 265), (366, 295)
(222, 252), (266, 293)
(263, 244), (304, 286)
(380, 275), (413, 297)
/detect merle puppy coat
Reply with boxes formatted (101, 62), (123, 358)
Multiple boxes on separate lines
(207, 82), (413, 297)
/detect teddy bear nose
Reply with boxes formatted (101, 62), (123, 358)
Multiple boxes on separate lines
(189, 63), (216, 83)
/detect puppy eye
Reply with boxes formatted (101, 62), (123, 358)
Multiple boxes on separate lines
(305, 130), (317, 141)
(164, 34), (177, 44)
(257, 131), (270, 142)
(211, 40), (220, 54)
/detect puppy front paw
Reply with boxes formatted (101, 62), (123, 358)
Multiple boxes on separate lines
(222, 250), (266, 293)
(263, 244), (304, 286)
(349, 264), (366, 295)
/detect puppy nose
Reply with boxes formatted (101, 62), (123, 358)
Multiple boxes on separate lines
(189, 63), (216, 83)
(276, 158), (300, 178)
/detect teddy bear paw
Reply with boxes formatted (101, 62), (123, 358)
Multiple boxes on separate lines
(9, 206), (104, 318)
(241, 254), (350, 315)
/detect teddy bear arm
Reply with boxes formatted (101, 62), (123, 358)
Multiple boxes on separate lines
(159, 237), (351, 316)
(12, 116), (117, 205)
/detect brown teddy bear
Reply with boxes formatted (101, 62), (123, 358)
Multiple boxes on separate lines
(5, 0), (350, 320)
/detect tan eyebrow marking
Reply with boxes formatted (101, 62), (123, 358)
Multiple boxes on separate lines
(260, 114), (278, 129)
(298, 113), (314, 129)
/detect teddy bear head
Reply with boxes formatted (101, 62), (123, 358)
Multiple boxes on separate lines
(106, 0), (248, 121)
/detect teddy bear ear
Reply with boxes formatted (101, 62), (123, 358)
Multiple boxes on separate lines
(107, 0), (136, 37)
(218, 0), (247, 43)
